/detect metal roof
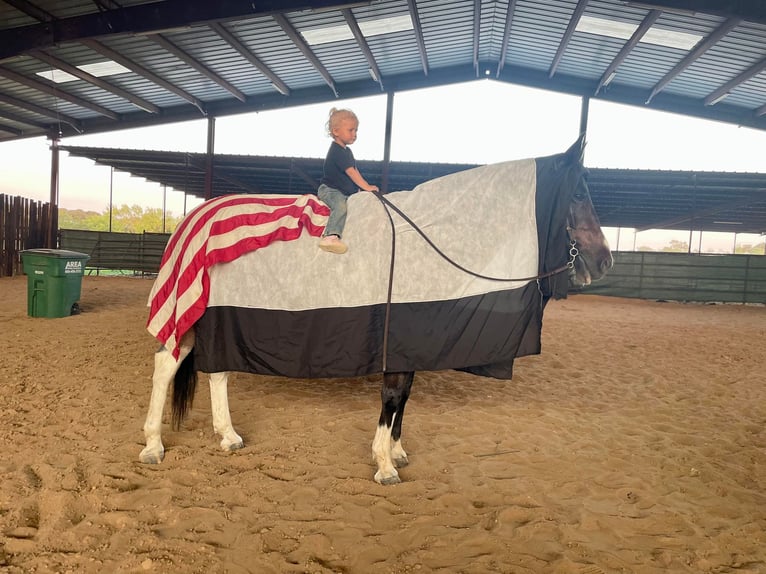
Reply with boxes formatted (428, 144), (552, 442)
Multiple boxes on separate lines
(2, 0), (766, 142)
(59, 145), (766, 234)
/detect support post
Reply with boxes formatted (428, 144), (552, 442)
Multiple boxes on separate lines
(48, 138), (59, 248)
(381, 91), (394, 193)
(579, 96), (590, 139)
(109, 166), (114, 232)
(205, 116), (216, 200)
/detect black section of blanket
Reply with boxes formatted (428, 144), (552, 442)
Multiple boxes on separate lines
(534, 152), (576, 301)
(194, 282), (543, 378)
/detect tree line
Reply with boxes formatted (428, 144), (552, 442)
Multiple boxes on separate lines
(60, 205), (765, 254)
(59, 205), (183, 234)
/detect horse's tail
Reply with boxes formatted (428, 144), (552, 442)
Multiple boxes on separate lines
(171, 351), (198, 430)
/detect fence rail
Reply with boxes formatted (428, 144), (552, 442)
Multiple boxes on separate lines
(59, 229), (170, 273)
(56, 230), (766, 304)
(585, 251), (766, 304)
(1, 194), (52, 277)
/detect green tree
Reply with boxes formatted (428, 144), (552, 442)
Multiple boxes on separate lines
(59, 204), (183, 233)
(662, 239), (689, 253)
(735, 242), (766, 255)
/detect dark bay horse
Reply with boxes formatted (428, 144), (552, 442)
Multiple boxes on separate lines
(140, 136), (613, 484)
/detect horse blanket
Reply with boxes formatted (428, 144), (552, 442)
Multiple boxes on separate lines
(148, 155), (571, 379)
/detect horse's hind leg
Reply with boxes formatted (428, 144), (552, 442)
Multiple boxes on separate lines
(139, 335), (193, 464)
(209, 372), (244, 452)
(372, 371), (415, 484)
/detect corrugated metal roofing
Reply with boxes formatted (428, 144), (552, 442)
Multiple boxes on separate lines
(1, 0), (765, 143)
(59, 145), (766, 234)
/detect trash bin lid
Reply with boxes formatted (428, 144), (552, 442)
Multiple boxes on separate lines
(21, 248), (90, 259)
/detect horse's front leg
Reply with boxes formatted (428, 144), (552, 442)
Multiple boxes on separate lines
(372, 371), (414, 484)
(208, 371), (244, 452)
(139, 337), (193, 464)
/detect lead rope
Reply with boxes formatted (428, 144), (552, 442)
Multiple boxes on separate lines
(373, 192), (578, 372)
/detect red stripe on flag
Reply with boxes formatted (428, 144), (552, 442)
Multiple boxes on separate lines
(147, 194), (329, 358)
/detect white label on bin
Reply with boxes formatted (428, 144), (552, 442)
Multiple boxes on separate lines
(35, 270), (44, 275)
(65, 260), (82, 273)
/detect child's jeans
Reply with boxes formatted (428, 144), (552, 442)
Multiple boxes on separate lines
(317, 184), (349, 238)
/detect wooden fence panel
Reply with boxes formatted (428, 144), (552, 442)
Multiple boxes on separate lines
(0, 194), (51, 277)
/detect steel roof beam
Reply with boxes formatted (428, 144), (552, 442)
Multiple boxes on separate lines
(209, 22), (291, 97)
(646, 18), (741, 104)
(289, 160), (320, 190)
(188, 157), (263, 194)
(596, 10), (661, 95)
(705, 57), (766, 106)
(636, 194), (765, 232)
(0, 107), (50, 129)
(3, 0), (54, 22)
(92, 0), (123, 10)
(27, 62), (766, 140)
(406, 0), (429, 75)
(549, 0), (588, 78)
(146, 34), (246, 102)
(0, 64), (119, 119)
(0, 0), (366, 61)
(0, 122), (23, 136)
(629, 1), (766, 25)
(0, 91), (81, 131)
(80, 38), (206, 115)
(29, 49), (160, 114)
(496, 0), (517, 78)
(342, 9), (384, 91)
(274, 13), (337, 97)
(472, 0), (480, 76)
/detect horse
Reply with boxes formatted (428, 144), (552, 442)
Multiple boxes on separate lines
(139, 136), (612, 484)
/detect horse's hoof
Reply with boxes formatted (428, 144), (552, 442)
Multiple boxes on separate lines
(220, 435), (244, 452)
(374, 470), (401, 485)
(393, 456), (409, 468)
(139, 447), (164, 464)
(225, 441), (244, 452)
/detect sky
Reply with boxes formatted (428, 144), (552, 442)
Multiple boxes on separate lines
(1, 80), (764, 251)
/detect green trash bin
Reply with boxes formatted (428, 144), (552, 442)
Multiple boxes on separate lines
(21, 249), (90, 318)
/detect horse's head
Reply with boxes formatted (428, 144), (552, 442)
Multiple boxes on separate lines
(560, 135), (613, 288)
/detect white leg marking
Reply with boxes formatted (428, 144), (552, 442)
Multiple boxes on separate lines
(139, 345), (183, 463)
(209, 371), (244, 452)
(391, 438), (408, 468)
(372, 417), (400, 485)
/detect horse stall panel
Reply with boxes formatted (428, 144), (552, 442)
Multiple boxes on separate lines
(584, 252), (766, 304)
(1, 194), (52, 277)
(60, 229), (170, 273)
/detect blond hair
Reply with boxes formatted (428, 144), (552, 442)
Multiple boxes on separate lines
(326, 107), (358, 136)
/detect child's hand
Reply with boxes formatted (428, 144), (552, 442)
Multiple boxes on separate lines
(366, 185), (379, 193)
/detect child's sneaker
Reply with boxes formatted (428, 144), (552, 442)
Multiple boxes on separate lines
(319, 235), (348, 254)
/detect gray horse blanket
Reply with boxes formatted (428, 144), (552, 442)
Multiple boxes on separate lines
(148, 154), (571, 379)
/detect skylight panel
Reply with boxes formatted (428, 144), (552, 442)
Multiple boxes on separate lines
(36, 60), (131, 84)
(302, 14), (413, 45)
(576, 15), (701, 50)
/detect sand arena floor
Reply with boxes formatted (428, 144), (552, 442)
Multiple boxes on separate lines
(0, 274), (764, 573)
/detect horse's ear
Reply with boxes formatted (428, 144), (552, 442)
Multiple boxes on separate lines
(565, 133), (586, 164)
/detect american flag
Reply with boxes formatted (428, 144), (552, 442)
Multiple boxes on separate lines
(146, 194), (329, 359)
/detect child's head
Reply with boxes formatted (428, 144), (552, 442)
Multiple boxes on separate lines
(326, 108), (359, 138)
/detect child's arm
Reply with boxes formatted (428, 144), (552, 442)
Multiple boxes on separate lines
(345, 166), (379, 192)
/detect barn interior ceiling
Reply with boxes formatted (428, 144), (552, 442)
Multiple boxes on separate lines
(1, 0), (765, 141)
(60, 146), (766, 234)
(2, 0), (766, 234)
